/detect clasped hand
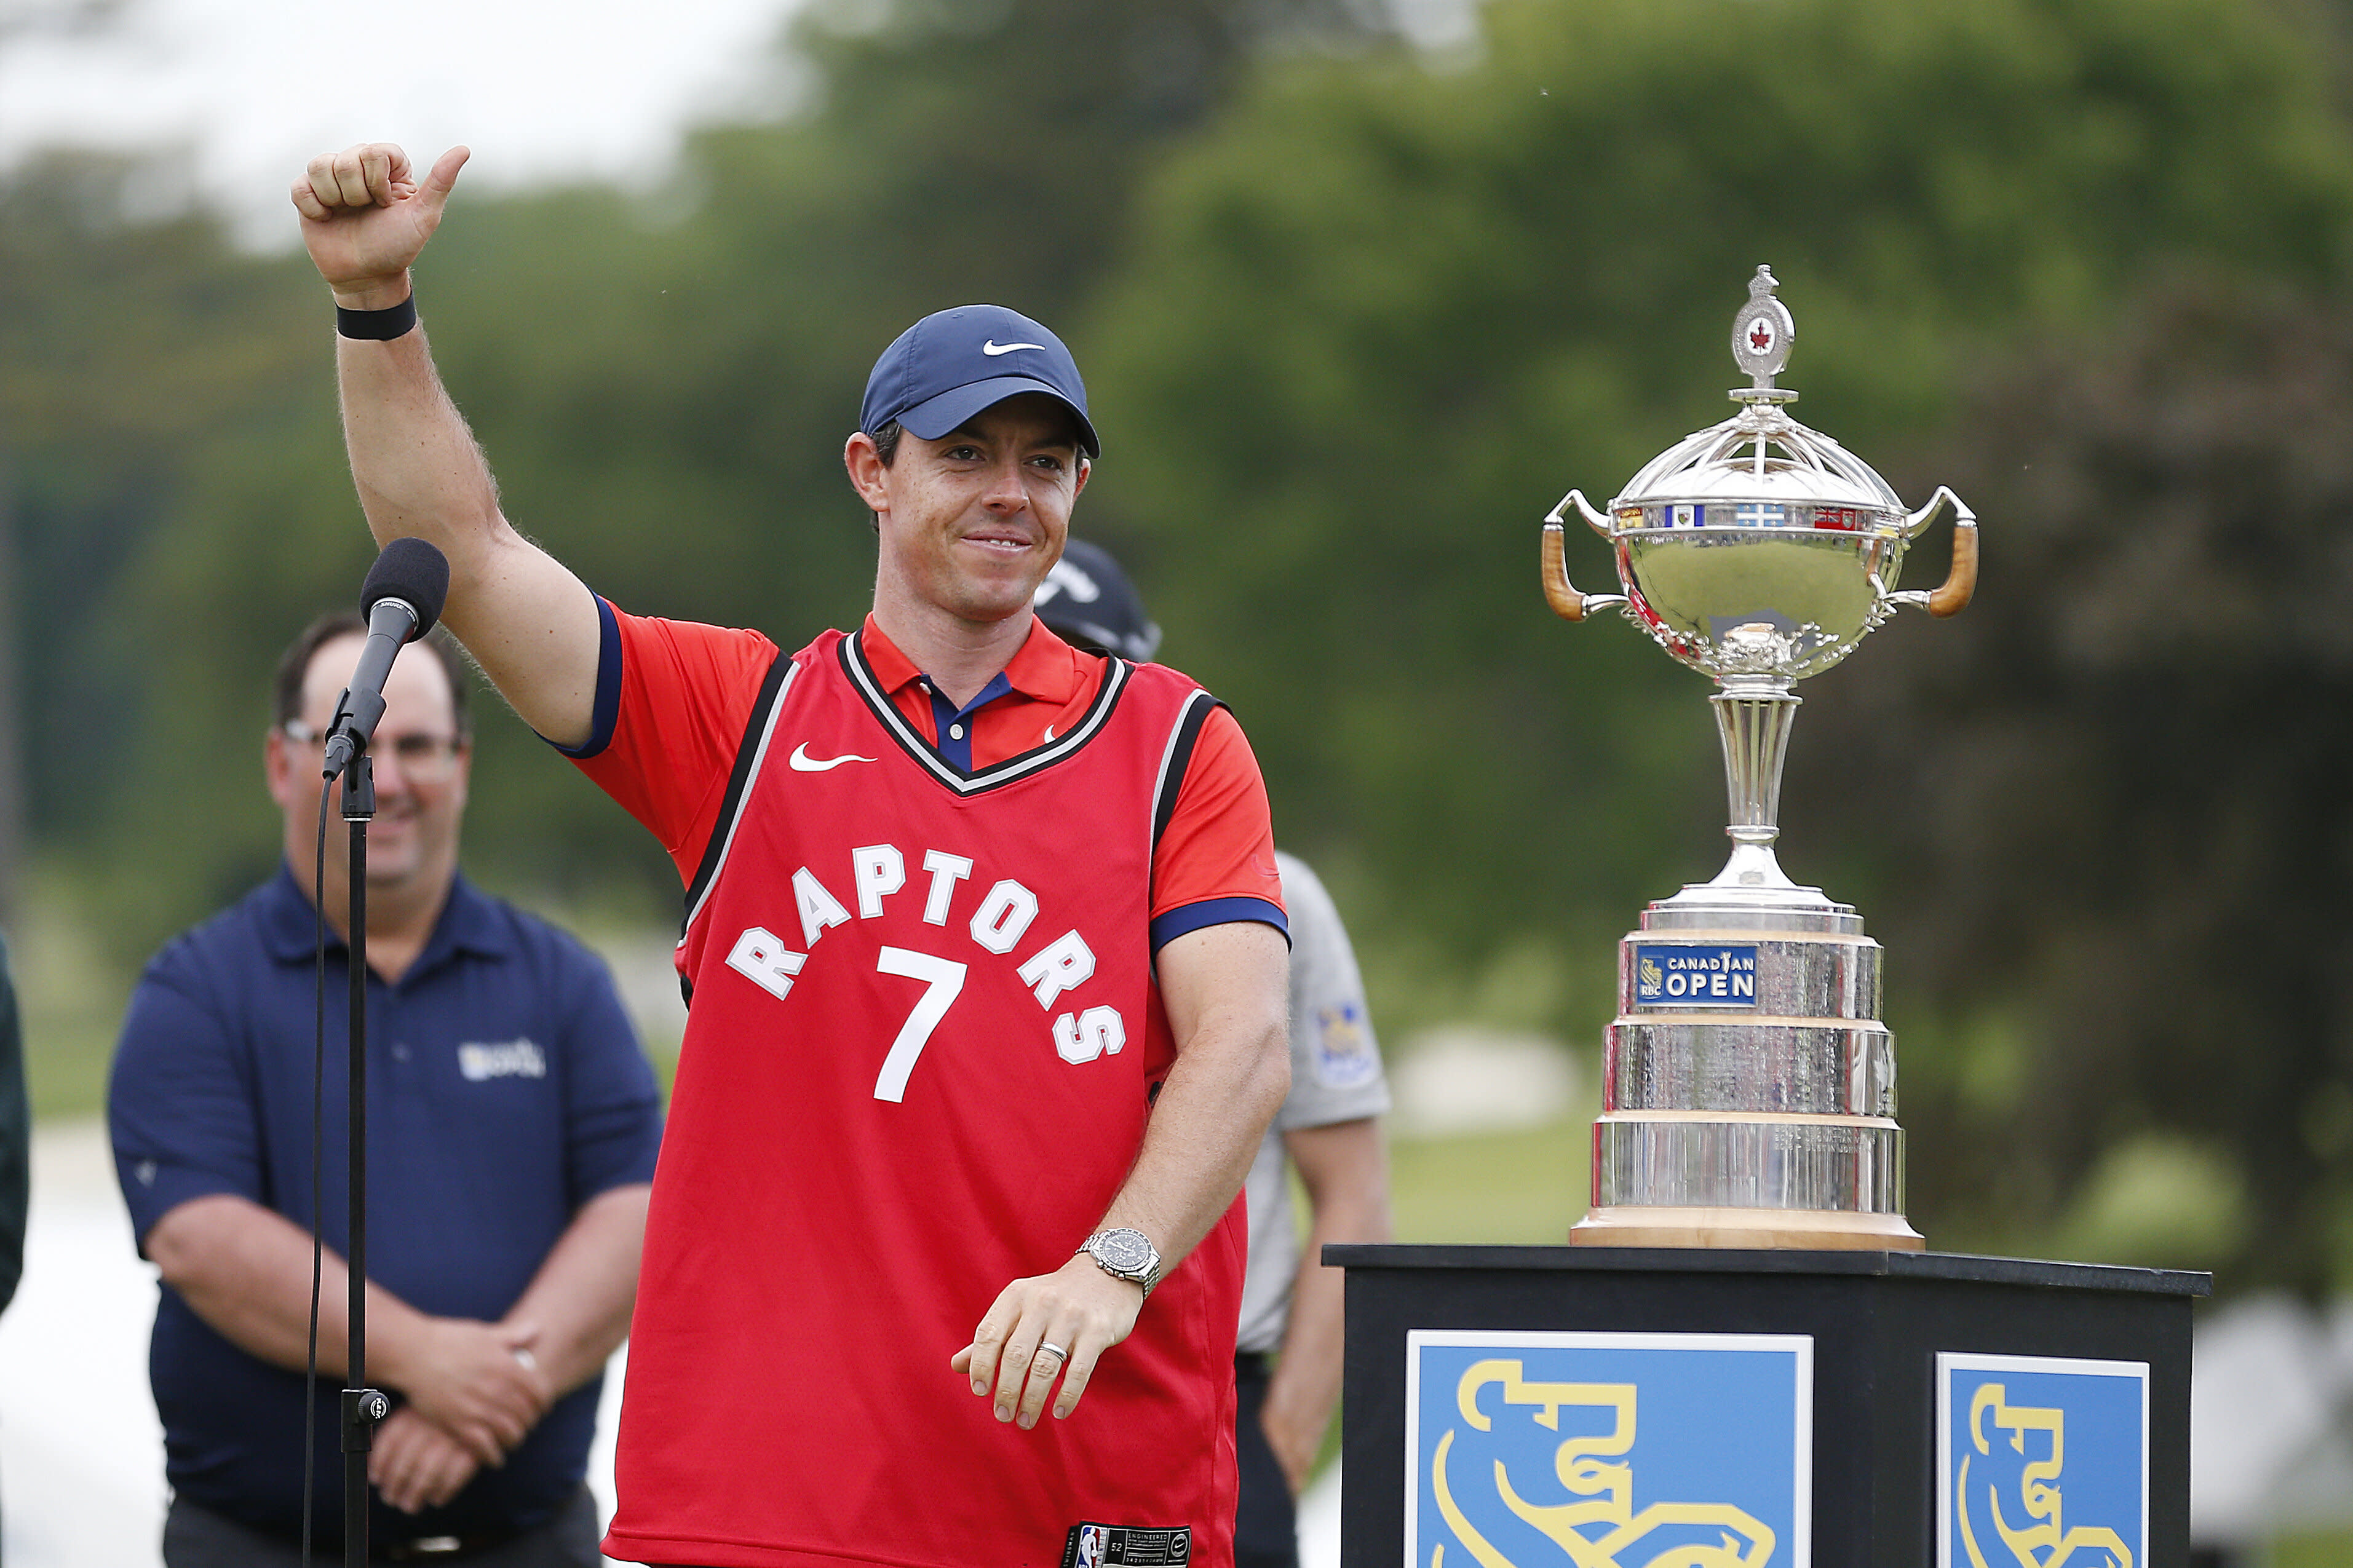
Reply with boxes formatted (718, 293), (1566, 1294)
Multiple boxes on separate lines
(950, 1256), (1142, 1430)
(370, 1318), (549, 1513)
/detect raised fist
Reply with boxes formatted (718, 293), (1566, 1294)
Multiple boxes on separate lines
(292, 143), (469, 309)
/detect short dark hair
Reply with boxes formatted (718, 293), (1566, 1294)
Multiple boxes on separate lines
(272, 610), (473, 736)
(860, 421), (907, 532)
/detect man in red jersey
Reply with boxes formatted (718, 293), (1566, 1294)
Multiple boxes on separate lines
(293, 143), (1292, 1568)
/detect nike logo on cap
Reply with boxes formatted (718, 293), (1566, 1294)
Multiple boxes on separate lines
(982, 339), (1047, 356)
(789, 743), (876, 772)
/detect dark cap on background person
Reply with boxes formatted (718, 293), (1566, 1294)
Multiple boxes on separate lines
(1033, 538), (1162, 663)
(860, 304), (1101, 458)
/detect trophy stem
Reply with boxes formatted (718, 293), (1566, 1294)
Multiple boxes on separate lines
(1704, 675), (1801, 893)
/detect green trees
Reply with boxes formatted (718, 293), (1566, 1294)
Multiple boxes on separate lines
(1084, 0), (2353, 954)
(0, 153), (327, 920)
(1793, 279), (2353, 1286)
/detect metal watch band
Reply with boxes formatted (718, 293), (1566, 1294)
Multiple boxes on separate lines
(1078, 1228), (1161, 1298)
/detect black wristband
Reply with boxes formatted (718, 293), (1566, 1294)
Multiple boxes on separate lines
(335, 295), (418, 341)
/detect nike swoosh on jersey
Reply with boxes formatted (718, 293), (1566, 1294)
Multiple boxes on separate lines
(789, 743), (878, 772)
(982, 339), (1048, 356)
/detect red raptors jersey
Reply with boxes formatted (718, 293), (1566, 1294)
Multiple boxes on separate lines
(603, 627), (1247, 1568)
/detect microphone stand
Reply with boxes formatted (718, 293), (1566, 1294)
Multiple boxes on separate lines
(337, 753), (390, 1568)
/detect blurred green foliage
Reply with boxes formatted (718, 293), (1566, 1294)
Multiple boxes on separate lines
(6, 0), (2353, 1286)
(1085, 0), (2353, 956)
(1794, 278), (2353, 1288)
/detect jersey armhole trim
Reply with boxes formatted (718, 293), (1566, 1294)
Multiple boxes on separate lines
(1149, 690), (1225, 850)
(1149, 897), (1290, 954)
(680, 648), (798, 934)
(546, 595), (625, 759)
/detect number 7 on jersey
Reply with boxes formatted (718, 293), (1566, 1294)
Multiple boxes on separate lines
(871, 947), (968, 1101)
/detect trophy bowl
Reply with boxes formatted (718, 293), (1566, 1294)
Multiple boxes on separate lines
(1544, 267), (1975, 686)
(1542, 267), (1978, 1249)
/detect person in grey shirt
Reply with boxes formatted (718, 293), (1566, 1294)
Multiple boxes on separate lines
(1035, 541), (1393, 1568)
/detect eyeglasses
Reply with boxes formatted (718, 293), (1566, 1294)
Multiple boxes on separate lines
(281, 720), (466, 782)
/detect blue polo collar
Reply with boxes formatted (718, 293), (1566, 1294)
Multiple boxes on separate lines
(258, 864), (514, 975)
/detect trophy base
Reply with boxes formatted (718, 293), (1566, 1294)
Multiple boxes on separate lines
(1569, 1205), (1924, 1251)
(1590, 879), (1922, 1249)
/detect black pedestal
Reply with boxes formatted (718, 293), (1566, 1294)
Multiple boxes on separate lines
(1330, 1245), (2206, 1568)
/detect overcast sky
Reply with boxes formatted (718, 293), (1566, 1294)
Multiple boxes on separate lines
(0, 0), (807, 245)
(0, 0), (1481, 248)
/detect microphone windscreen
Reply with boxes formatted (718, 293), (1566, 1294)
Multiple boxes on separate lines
(359, 537), (452, 639)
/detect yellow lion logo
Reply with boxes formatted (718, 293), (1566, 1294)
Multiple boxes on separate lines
(1957, 1385), (2132, 1568)
(1429, 1360), (1776, 1568)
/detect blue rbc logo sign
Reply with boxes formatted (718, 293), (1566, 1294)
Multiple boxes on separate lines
(1405, 1331), (1811, 1568)
(1937, 1353), (2148, 1568)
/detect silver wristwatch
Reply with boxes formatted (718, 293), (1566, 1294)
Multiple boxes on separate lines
(1079, 1228), (1163, 1297)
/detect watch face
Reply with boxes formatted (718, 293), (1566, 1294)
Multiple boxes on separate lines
(1094, 1229), (1154, 1275)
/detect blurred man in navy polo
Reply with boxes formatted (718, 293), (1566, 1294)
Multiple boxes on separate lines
(108, 612), (664, 1566)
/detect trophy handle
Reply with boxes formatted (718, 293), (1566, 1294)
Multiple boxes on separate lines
(1889, 485), (1978, 618)
(1541, 518), (1630, 623)
(1547, 488), (1617, 539)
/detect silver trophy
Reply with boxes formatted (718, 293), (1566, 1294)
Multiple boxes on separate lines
(1542, 266), (1977, 1249)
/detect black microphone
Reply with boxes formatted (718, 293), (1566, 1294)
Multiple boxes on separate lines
(321, 538), (451, 780)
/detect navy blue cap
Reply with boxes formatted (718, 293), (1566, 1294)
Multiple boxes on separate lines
(860, 304), (1100, 459)
(1033, 537), (1162, 662)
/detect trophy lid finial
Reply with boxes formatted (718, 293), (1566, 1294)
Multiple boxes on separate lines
(1731, 264), (1795, 395)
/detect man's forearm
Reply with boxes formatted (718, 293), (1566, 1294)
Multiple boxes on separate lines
(1260, 1119), (1392, 1489)
(498, 1182), (650, 1397)
(146, 1193), (438, 1383)
(1098, 922), (1290, 1268)
(150, 1192), (558, 1463)
(1095, 1034), (1287, 1268)
(337, 320), (504, 566)
(1261, 1235), (1346, 1490)
(333, 323), (601, 745)
(950, 921), (1288, 1431)
(296, 142), (605, 744)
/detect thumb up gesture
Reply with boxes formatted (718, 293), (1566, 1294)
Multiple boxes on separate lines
(292, 143), (469, 308)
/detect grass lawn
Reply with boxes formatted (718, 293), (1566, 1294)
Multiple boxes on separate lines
(1389, 1119), (1590, 1245)
(15, 879), (137, 1123)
